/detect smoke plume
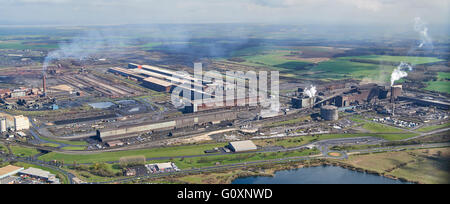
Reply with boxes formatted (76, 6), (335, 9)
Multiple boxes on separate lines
(390, 62), (412, 86)
(414, 17), (433, 50)
(304, 85), (317, 98)
(42, 30), (130, 74)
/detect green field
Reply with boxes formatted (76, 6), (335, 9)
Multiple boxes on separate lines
(148, 148), (320, 169)
(39, 143), (227, 164)
(10, 145), (40, 157)
(424, 72), (450, 94)
(230, 50), (445, 83)
(372, 133), (419, 141)
(254, 132), (419, 148)
(239, 50), (311, 70)
(361, 122), (405, 133)
(61, 146), (87, 151)
(339, 55), (444, 65)
(0, 41), (58, 50)
(309, 59), (394, 81)
(39, 143), (61, 148)
(416, 123), (450, 133)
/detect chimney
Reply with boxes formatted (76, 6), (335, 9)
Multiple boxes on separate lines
(43, 74), (47, 96)
(390, 86), (394, 103)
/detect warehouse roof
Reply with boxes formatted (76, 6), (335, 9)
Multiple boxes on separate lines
(156, 162), (173, 170)
(143, 77), (173, 87)
(0, 165), (24, 177)
(142, 65), (199, 82)
(229, 140), (257, 151)
(19, 167), (54, 179)
(134, 68), (203, 87)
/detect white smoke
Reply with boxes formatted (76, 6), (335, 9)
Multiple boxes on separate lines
(304, 85), (317, 98)
(42, 30), (130, 74)
(414, 17), (433, 49)
(390, 62), (413, 86)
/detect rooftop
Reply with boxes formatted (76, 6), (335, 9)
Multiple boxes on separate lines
(0, 165), (24, 177)
(143, 77), (173, 87)
(19, 167), (54, 179)
(229, 140), (257, 150)
(156, 162), (173, 170)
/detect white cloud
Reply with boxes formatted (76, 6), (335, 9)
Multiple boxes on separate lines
(340, 0), (383, 12)
(0, 0), (447, 25)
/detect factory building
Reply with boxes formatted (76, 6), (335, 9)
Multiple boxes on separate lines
(142, 77), (174, 93)
(321, 105), (339, 121)
(228, 140), (257, 152)
(292, 97), (316, 109)
(98, 110), (238, 142)
(14, 115), (30, 131)
(110, 65), (205, 95)
(106, 140), (124, 147)
(185, 95), (260, 113)
(113, 63), (261, 113)
(18, 167), (60, 184)
(155, 163), (174, 171)
(398, 96), (450, 110)
(390, 85), (403, 102)
(109, 67), (146, 81)
(0, 117), (6, 133)
(335, 84), (389, 107)
(10, 89), (26, 98)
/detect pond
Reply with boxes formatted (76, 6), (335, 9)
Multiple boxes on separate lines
(232, 166), (411, 184)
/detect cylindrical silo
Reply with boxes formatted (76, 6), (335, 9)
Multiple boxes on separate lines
(321, 105), (339, 121)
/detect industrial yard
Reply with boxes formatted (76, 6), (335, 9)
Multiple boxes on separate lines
(0, 20), (449, 185)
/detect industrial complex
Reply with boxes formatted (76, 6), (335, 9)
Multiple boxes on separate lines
(0, 20), (448, 185)
(1, 61), (448, 153)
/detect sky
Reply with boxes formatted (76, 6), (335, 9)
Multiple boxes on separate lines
(0, 0), (448, 26)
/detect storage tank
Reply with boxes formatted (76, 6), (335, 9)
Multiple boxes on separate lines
(0, 117), (6, 133)
(321, 105), (339, 121)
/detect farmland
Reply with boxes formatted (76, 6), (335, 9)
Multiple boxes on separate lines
(225, 46), (447, 83)
(425, 72), (450, 94)
(339, 55), (444, 65)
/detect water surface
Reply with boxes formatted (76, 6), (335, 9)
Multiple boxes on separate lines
(232, 166), (411, 184)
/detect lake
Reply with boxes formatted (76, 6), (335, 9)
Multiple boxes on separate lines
(232, 166), (411, 184)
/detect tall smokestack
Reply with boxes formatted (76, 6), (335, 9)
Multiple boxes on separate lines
(391, 86), (394, 116)
(43, 74), (47, 96)
(390, 86), (395, 103)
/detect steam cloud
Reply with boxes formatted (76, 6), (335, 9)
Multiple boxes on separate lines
(390, 62), (412, 86)
(304, 85), (317, 98)
(388, 17), (432, 86)
(414, 17), (433, 49)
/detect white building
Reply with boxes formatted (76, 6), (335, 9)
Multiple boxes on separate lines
(0, 117), (6, 133)
(228, 140), (257, 152)
(14, 115), (30, 131)
(156, 162), (173, 171)
(19, 167), (60, 184)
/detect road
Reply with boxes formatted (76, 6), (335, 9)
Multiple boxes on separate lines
(0, 152), (76, 184)
(402, 127), (450, 141)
